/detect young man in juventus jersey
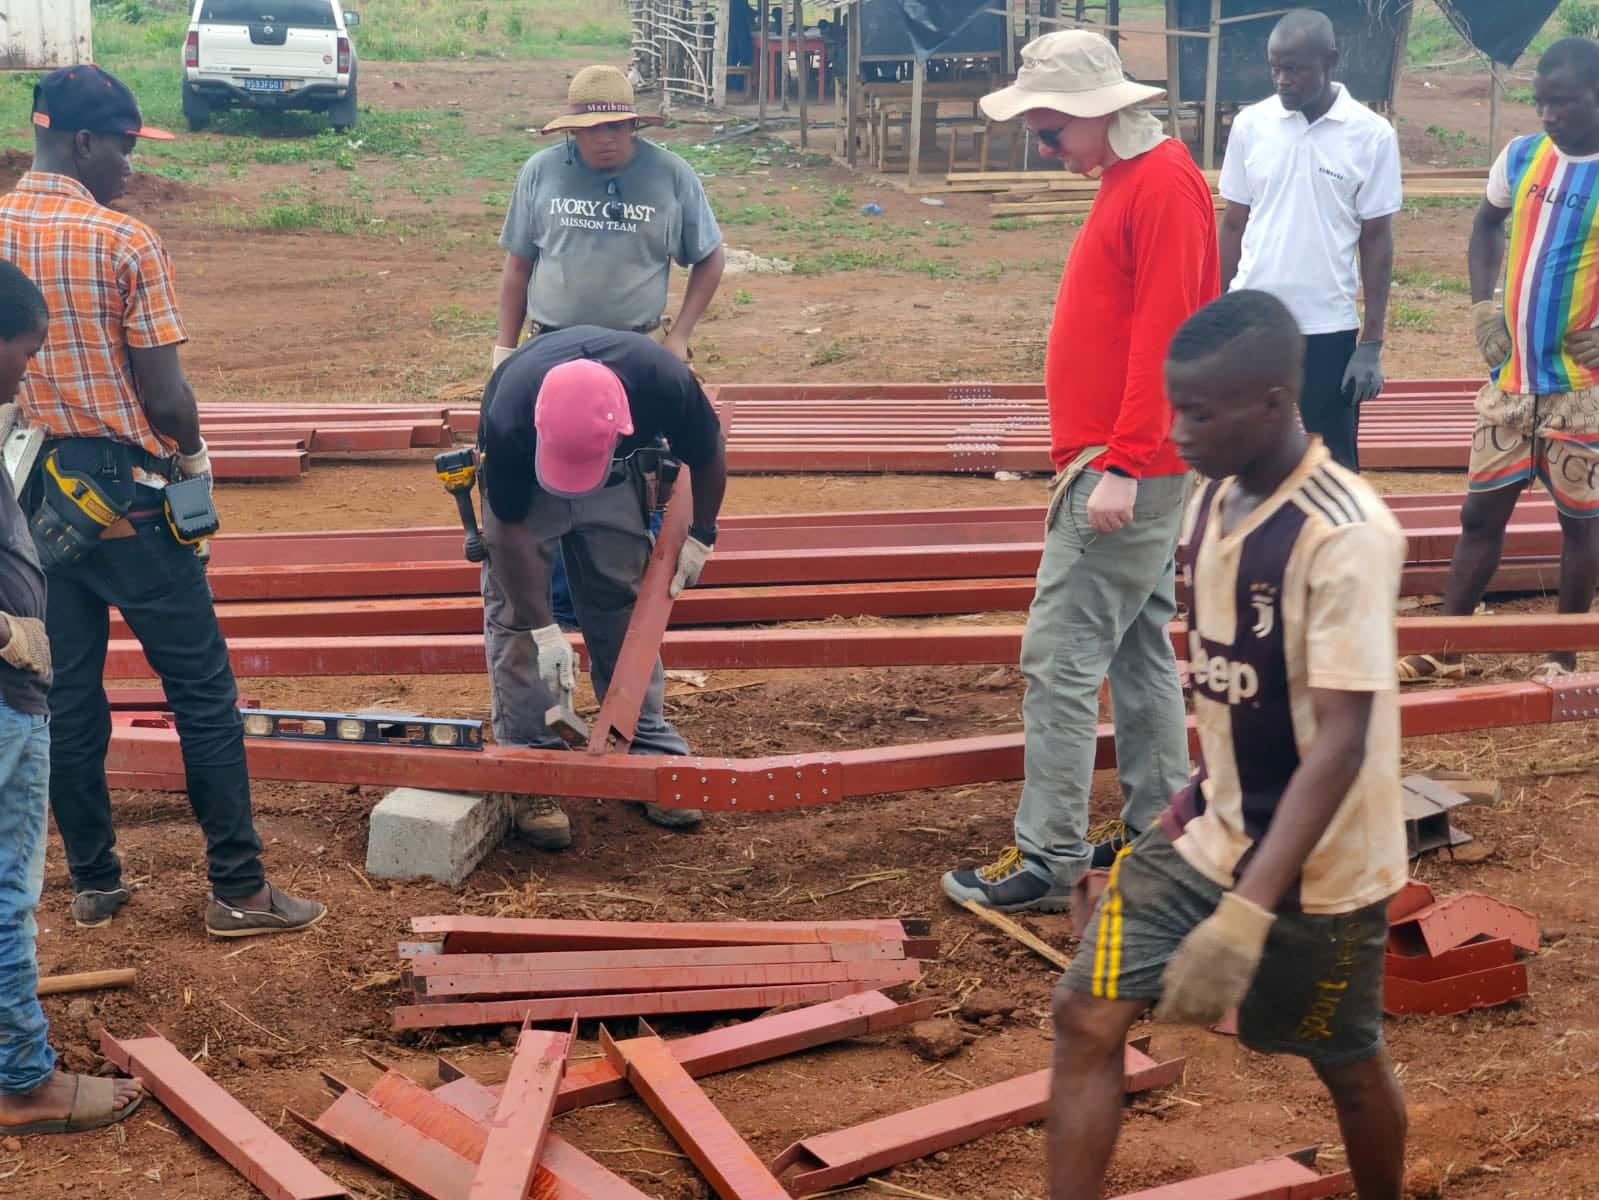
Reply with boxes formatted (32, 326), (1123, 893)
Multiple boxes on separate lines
(1047, 291), (1409, 1200)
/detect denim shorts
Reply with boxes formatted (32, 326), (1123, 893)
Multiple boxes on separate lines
(1061, 826), (1389, 1067)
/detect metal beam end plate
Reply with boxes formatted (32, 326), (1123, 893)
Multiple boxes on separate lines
(656, 754), (845, 811)
(1548, 672), (1599, 722)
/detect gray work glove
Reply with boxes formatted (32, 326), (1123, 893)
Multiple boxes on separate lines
(0, 612), (51, 677)
(531, 623), (576, 702)
(1472, 300), (1512, 370)
(1154, 891), (1275, 1026)
(1341, 341), (1384, 406)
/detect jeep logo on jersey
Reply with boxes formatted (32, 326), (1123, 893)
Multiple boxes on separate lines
(1188, 651), (1260, 706)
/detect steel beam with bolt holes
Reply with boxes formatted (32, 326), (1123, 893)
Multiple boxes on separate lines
(107, 676), (1599, 807)
(100, 616), (1599, 682)
(434, 991), (939, 1111)
(409, 942), (918, 978)
(100, 1028), (348, 1200)
(770, 1046), (1185, 1196)
(393, 982), (881, 1032)
(1388, 893), (1539, 957)
(470, 1025), (569, 1200)
(600, 1026), (792, 1200)
(1107, 1149), (1352, 1198)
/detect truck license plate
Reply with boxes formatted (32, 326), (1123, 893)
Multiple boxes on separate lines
(243, 77), (285, 92)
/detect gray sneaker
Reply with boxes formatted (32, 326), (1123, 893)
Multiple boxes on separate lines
(71, 887), (131, 929)
(628, 801), (704, 831)
(513, 796), (572, 850)
(205, 885), (326, 938)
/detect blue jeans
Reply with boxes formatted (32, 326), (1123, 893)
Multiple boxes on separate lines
(552, 507), (663, 629)
(0, 700), (55, 1093)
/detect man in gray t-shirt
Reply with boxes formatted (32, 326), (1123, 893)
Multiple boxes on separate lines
(493, 65), (724, 369)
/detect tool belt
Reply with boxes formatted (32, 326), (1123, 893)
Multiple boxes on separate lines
(23, 437), (179, 571)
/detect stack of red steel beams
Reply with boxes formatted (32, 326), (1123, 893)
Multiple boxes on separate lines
(393, 917), (938, 1031)
(197, 379), (1481, 483)
(1382, 880), (1536, 1016)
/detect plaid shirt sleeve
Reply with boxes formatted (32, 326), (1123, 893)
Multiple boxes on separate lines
(118, 224), (187, 349)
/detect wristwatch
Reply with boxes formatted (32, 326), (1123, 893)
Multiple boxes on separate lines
(689, 523), (719, 546)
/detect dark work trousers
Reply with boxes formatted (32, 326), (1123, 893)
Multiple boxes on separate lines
(1300, 330), (1361, 472)
(45, 501), (265, 899)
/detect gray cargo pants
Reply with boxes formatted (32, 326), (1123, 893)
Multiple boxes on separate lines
(481, 475), (688, 763)
(1014, 468), (1192, 892)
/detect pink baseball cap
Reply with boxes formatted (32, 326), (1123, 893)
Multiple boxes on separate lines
(534, 359), (634, 497)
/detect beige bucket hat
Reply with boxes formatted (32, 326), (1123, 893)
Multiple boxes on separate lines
(541, 65), (666, 134)
(981, 30), (1165, 123)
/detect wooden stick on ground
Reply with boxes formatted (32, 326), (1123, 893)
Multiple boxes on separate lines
(958, 899), (1072, 972)
(38, 968), (137, 997)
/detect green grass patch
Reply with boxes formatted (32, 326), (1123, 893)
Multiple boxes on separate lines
(229, 199), (368, 234)
(1394, 265), (1470, 293)
(1392, 302), (1438, 331)
(732, 289), (753, 306)
(810, 339), (852, 366)
(1403, 195), (1480, 211)
(432, 302), (498, 335)
(791, 248), (960, 277)
(341, 0), (628, 63)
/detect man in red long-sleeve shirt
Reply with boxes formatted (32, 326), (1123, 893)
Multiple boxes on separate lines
(944, 31), (1219, 913)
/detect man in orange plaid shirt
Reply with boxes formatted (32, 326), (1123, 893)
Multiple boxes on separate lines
(0, 65), (324, 938)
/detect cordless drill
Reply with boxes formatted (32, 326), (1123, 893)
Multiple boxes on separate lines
(434, 447), (487, 563)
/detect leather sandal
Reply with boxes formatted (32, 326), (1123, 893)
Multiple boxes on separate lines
(1396, 654), (1465, 683)
(0, 1074), (143, 1136)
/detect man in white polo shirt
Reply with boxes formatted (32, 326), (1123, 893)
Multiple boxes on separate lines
(1218, 8), (1401, 472)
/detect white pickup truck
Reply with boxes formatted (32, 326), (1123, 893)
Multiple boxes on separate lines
(182, 0), (360, 132)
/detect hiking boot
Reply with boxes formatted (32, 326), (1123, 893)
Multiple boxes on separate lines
(941, 847), (1070, 913)
(1089, 821), (1139, 869)
(70, 888), (131, 929)
(513, 796), (572, 850)
(627, 801), (704, 832)
(205, 885), (327, 938)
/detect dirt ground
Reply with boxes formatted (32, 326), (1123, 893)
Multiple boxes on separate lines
(8, 54), (1599, 1200)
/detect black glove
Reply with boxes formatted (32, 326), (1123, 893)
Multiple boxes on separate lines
(1341, 341), (1384, 406)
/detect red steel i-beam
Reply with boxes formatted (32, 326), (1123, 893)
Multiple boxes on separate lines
(1108, 1150), (1351, 1199)
(770, 1046), (1185, 1196)
(600, 1027), (792, 1200)
(588, 463), (691, 752)
(101, 1028), (348, 1200)
(470, 1024), (569, 1200)
(411, 957), (921, 1000)
(408, 942), (915, 979)
(413, 916), (923, 953)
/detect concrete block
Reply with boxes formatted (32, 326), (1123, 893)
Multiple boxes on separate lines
(366, 788), (510, 887)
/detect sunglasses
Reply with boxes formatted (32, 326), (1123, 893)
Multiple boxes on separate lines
(1035, 127), (1064, 150)
(603, 177), (625, 222)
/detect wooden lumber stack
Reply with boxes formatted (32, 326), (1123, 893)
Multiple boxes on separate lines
(392, 916), (936, 1031)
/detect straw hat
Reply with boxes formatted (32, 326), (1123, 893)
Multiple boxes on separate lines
(980, 31), (1164, 123)
(541, 65), (665, 134)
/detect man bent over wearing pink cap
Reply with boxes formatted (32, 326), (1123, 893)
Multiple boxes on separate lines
(477, 327), (728, 849)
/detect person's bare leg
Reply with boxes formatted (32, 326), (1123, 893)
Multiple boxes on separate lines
(1549, 512), (1599, 671)
(1415, 483), (1527, 672)
(0, 1072), (143, 1125)
(1314, 1051), (1406, 1200)
(1048, 989), (1147, 1200)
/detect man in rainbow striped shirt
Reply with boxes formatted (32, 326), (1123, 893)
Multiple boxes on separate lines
(1400, 38), (1599, 685)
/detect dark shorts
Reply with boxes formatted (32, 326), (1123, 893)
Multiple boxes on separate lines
(1061, 826), (1389, 1067)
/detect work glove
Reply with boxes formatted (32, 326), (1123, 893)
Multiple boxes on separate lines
(0, 612), (50, 678)
(1566, 326), (1599, 370)
(176, 439), (211, 482)
(492, 344), (517, 371)
(669, 536), (713, 598)
(1340, 341), (1384, 406)
(1472, 300), (1512, 370)
(1154, 891), (1275, 1026)
(531, 624), (576, 701)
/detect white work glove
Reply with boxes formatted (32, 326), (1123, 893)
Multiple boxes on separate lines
(669, 536), (713, 598)
(531, 623), (576, 700)
(492, 344), (517, 370)
(1154, 891), (1275, 1026)
(0, 612), (51, 677)
(176, 439), (211, 481)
